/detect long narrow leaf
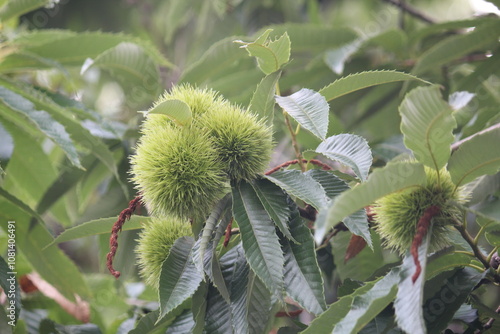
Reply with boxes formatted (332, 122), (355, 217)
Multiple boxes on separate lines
(319, 70), (429, 102)
(231, 181), (285, 299)
(192, 194), (232, 273)
(47, 215), (148, 247)
(394, 225), (433, 334)
(282, 205), (326, 315)
(251, 178), (293, 242)
(0, 86), (82, 169)
(158, 237), (203, 321)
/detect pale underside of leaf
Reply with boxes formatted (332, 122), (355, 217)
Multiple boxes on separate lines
(264, 169), (329, 211)
(315, 134), (372, 182)
(275, 88), (329, 140)
(394, 225), (433, 334)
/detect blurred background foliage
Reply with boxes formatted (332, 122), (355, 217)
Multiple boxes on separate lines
(0, 0), (499, 332)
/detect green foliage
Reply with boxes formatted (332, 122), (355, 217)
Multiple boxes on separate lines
(448, 127), (500, 187)
(275, 88), (329, 140)
(136, 217), (192, 290)
(399, 85), (456, 170)
(315, 134), (372, 182)
(1, 1), (500, 333)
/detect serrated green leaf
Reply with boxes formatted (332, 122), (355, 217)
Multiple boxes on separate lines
(0, 76), (125, 197)
(332, 269), (399, 333)
(231, 181), (284, 299)
(81, 42), (161, 104)
(248, 70), (281, 127)
(412, 21), (500, 75)
(0, 255), (21, 323)
(236, 30), (291, 75)
(319, 70), (429, 102)
(204, 283), (232, 334)
(316, 134), (372, 182)
(47, 215), (148, 247)
(264, 170), (328, 211)
(448, 127), (500, 187)
(315, 162), (426, 243)
(251, 178), (293, 242)
(192, 194), (232, 274)
(246, 270), (273, 334)
(0, 0), (49, 21)
(219, 245), (249, 334)
(191, 195), (233, 304)
(282, 204), (326, 315)
(148, 99), (192, 126)
(305, 169), (349, 199)
(158, 237), (203, 321)
(276, 88), (329, 140)
(166, 310), (195, 334)
(0, 86), (82, 169)
(394, 225), (433, 334)
(399, 85), (456, 170)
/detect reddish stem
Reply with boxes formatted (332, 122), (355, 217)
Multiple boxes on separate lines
(275, 309), (303, 318)
(411, 205), (440, 283)
(107, 195), (142, 278)
(223, 218), (234, 247)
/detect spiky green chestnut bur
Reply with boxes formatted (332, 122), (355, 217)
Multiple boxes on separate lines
(373, 167), (468, 255)
(131, 123), (228, 220)
(135, 217), (192, 290)
(198, 104), (273, 181)
(131, 84), (272, 222)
